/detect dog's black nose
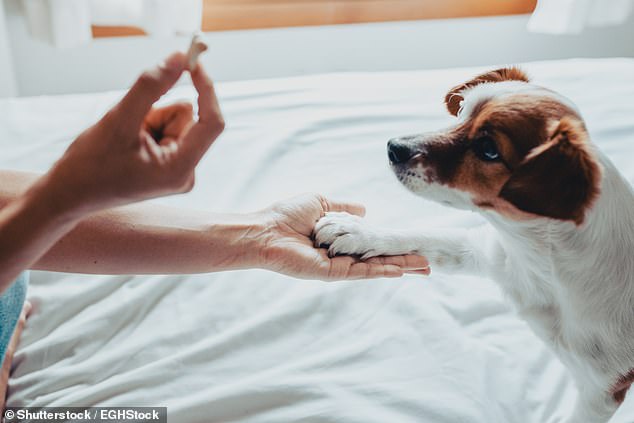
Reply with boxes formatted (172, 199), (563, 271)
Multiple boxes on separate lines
(387, 139), (415, 164)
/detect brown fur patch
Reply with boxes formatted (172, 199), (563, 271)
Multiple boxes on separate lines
(499, 117), (602, 225)
(408, 70), (601, 224)
(445, 67), (530, 116)
(408, 127), (470, 184)
(422, 92), (601, 224)
(416, 92), (600, 224)
(611, 369), (634, 404)
(430, 94), (574, 207)
(469, 94), (574, 161)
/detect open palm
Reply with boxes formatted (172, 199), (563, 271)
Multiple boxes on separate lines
(260, 194), (429, 281)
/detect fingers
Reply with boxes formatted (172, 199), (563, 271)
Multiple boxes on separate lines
(406, 269), (432, 275)
(345, 261), (403, 279)
(190, 63), (223, 125)
(115, 52), (188, 128)
(144, 102), (194, 142)
(3, 301), (31, 365)
(366, 255), (430, 274)
(318, 195), (366, 217)
(177, 63), (225, 167)
(21, 301), (32, 319)
(0, 301), (31, 410)
(325, 254), (431, 281)
(325, 255), (401, 280)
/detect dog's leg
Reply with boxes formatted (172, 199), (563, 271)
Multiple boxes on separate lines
(313, 212), (499, 275)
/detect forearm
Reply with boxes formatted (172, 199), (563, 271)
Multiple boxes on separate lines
(0, 172), (84, 293)
(34, 204), (266, 275)
(1, 170), (266, 278)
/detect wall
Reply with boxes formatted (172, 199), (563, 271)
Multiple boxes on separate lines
(3, 0), (634, 97)
(0, 0), (17, 97)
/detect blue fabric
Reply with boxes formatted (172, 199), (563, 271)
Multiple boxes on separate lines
(0, 272), (28, 363)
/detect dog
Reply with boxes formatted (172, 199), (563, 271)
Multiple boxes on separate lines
(313, 68), (634, 422)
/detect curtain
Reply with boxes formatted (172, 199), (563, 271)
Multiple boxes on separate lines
(528, 0), (634, 34)
(0, 0), (18, 97)
(22, 0), (203, 48)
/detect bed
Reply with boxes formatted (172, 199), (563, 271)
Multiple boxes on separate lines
(2, 58), (634, 423)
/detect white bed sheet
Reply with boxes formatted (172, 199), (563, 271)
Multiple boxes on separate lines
(2, 58), (634, 423)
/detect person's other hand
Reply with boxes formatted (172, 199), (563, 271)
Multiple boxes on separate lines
(45, 52), (224, 216)
(258, 194), (429, 281)
(0, 301), (31, 412)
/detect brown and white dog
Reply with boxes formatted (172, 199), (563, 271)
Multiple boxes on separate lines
(313, 68), (634, 422)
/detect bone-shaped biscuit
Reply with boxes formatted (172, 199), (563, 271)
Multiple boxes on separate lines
(187, 33), (208, 71)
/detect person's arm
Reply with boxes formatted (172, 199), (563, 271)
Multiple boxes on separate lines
(0, 172), (84, 290)
(35, 200), (261, 275)
(0, 169), (259, 275)
(1, 171), (429, 280)
(0, 51), (225, 293)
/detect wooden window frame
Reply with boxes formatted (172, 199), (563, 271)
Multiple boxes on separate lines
(92, 0), (537, 37)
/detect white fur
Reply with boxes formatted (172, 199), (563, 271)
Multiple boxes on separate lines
(314, 92), (634, 423)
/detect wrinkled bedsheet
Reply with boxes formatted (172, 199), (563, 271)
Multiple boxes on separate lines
(1, 58), (634, 423)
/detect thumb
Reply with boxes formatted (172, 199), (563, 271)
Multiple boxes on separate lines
(114, 52), (187, 129)
(320, 196), (366, 217)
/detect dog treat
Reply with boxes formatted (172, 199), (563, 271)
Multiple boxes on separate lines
(187, 33), (208, 71)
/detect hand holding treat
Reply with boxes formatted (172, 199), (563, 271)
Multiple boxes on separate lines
(43, 35), (222, 216)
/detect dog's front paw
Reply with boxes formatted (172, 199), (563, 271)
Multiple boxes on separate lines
(313, 212), (389, 259)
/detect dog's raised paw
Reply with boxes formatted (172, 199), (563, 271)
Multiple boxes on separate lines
(313, 212), (382, 259)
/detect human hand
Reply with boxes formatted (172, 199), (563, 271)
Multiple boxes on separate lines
(0, 301), (31, 412)
(44, 52), (224, 216)
(257, 194), (429, 281)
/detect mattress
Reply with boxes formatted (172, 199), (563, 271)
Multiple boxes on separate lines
(1, 58), (634, 423)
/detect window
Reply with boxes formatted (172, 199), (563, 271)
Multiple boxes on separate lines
(92, 0), (537, 37)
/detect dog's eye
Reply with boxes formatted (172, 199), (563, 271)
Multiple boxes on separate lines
(472, 137), (501, 162)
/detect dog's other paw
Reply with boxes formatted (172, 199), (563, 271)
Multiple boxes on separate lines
(313, 212), (390, 259)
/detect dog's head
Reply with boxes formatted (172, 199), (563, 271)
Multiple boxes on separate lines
(388, 67), (602, 225)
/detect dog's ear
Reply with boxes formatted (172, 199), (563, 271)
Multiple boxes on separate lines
(499, 117), (601, 225)
(445, 67), (529, 116)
